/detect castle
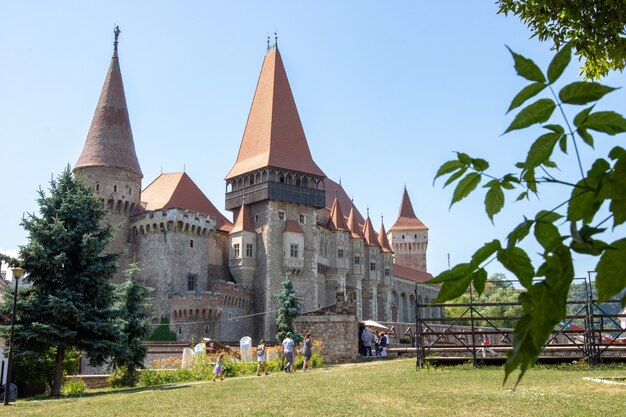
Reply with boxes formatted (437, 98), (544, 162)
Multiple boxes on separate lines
(73, 31), (440, 342)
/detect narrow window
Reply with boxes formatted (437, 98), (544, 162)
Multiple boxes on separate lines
(113, 185), (118, 193)
(95, 183), (100, 192)
(338, 249), (344, 258)
(187, 274), (196, 291)
(385, 268), (390, 277)
(255, 213), (259, 222)
(234, 243), (240, 258)
(354, 256), (360, 265)
(370, 262), (376, 271)
(278, 210), (285, 221)
(290, 244), (299, 258)
(246, 243), (253, 257)
(299, 214), (306, 225)
(190, 239), (194, 248)
(129, 187), (132, 195)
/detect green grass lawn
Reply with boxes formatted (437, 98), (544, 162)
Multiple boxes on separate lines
(3, 359), (626, 417)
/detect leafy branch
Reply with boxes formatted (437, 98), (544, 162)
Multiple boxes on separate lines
(431, 44), (626, 385)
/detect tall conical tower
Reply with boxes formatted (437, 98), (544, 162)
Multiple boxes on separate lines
(388, 187), (428, 272)
(225, 44), (325, 340)
(74, 27), (142, 280)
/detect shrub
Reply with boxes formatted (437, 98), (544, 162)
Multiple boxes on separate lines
(61, 378), (87, 397)
(146, 316), (177, 341)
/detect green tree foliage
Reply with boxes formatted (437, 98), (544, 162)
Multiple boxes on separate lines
(110, 263), (152, 387)
(275, 274), (301, 342)
(445, 275), (523, 329)
(497, 0), (626, 79)
(0, 167), (119, 397)
(432, 45), (626, 384)
(146, 316), (177, 341)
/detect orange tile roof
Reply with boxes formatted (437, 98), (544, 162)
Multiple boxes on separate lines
(390, 187), (428, 232)
(225, 47), (325, 179)
(347, 206), (364, 239)
(378, 221), (393, 253)
(323, 178), (364, 225)
(231, 203), (254, 234)
(393, 264), (433, 283)
(283, 219), (304, 234)
(362, 216), (380, 248)
(141, 172), (232, 232)
(327, 197), (348, 231)
(75, 45), (142, 177)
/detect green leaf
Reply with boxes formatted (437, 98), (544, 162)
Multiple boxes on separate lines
(558, 135), (567, 153)
(507, 82), (547, 113)
(596, 238), (626, 302)
(507, 219), (533, 248)
(547, 43), (571, 83)
(485, 184), (505, 221)
(507, 46), (546, 83)
(472, 268), (488, 296)
(497, 247), (535, 288)
(504, 99), (556, 133)
(428, 263), (474, 284)
(577, 128), (594, 147)
(544, 124), (564, 134)
(534, 221), (562, 253)
(470, 239), (501, 267)
(471, 158), (489, 172)
(433, 273), (474, 303)
(501, 181), (515, 190)
(450, 172), (481, 208)
(580, 111), (626, 135)
(559, 82), (618, 105)
(573, 106), (594, 127)
(535, 210), (563, 224)
(434, 160), (463, 182)
(568, 183), (600, 224)
(523, 132), (561, 169)
(444, 166), (468, 187)
(457, 152), (471, 165)
(516, 191), (528, 201)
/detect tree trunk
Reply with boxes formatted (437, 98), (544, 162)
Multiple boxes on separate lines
(52, 344), (65, 397)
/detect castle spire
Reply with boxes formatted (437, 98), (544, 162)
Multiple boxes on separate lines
(377, 216), (393, 253)
(231, 198), (254, 233)
(225, 47), (324, 179)
(74, 26), (142, 177)
(327, 196), (348, 231)
(390, 186), (428, 231)
(362, 214), (380, 248)
(347, 206), (364, 239)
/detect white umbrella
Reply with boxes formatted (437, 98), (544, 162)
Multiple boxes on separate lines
(361, 320), (390, 331)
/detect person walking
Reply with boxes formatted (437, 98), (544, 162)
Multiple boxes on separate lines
(282, 332), (296, 373)
(301, 332), (313, 371)
(361, 327), (373, 356)
(256, 339), (268, 376)
(212, 353), (225, 382)
(379, 332), (388, 357)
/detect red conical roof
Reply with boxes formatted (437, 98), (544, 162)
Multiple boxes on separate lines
(231, 202), (255, 234)
(347, 206), (364, 239)
(327, 197), (348, 231)
(75, 36), (142, 177)
(141, 172), (232, 232)
(362, 215), (380, 248)
(225, 47), (325, 179)
(390, 187), (428, 231)
(378, 220), (393, 253)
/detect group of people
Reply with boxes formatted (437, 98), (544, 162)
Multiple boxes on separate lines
(277, 332), (313, 373)
(360, 328), (388, 357)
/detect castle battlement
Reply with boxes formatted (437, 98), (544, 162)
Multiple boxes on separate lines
(131, 207), (217, 237)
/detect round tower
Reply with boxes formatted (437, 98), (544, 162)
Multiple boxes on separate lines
(73, 27), (142, 279)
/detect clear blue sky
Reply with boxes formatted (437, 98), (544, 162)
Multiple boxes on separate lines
(1, 1), (624, 280)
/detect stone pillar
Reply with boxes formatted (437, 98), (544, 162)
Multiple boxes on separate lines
(377, 285), (392, 321)
(346, 274), (363, 320)
(363, 280), (378, 320)
(325, 272), (346, 306)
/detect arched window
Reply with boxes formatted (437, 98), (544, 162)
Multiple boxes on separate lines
(401, 293), (408, 322)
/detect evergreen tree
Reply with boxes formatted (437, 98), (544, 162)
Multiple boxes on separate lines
(275, 274), (300, 342)
(111, 263), (152, 387)
(0, 167), (119, 397)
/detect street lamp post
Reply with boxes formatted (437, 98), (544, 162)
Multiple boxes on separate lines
(3, 267), (24, 406)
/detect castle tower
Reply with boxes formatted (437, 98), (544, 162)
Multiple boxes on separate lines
(377, 217), (393, 321)
(324, 196), (349, 306)
(74, 27), (142, 281)
(225, 44), (326, 340)
(229, 201), (257, 288)
(388, 187), (429, 272)
(346, 206), (365, 319)
(362, 213), (381, 319)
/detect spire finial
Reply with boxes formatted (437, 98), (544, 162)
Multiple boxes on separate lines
(114, 25), (121, 53)
(267, 33), (270, 50)
(381, 214), (384, 225)
(335, 188), (338, 199)
(274, 30), (278, 48)
(367, 206), (370, 218)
